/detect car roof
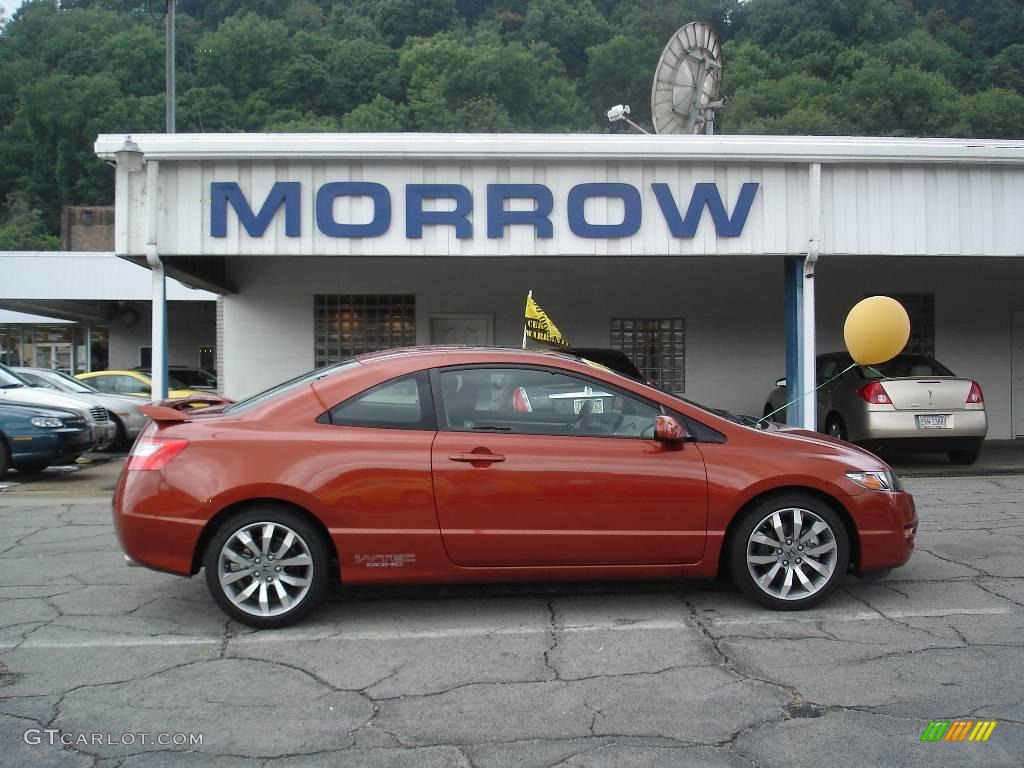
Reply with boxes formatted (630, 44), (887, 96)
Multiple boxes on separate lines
(355, 345), (579, 365)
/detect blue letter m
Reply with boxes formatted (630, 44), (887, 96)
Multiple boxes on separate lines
(653, 182), (759, 238)
(211, 182), (301, 238)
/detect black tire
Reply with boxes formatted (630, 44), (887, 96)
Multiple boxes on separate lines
(0, 434), (9, 478)
(728, 493), (850, 611)
(824, 414), (848, 442)
(203, 506), (330, 629)
(948, 446), (981, 465)
(13, 460), (50, 474)
(103, 415), (127, 452)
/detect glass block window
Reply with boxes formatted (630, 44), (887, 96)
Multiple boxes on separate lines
(869, 293), (934, 357)
(314, 294), (416, 367)
(610, 318), (686, 393)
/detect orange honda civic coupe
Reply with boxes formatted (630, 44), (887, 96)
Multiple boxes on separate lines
(113, 347), (917, 628)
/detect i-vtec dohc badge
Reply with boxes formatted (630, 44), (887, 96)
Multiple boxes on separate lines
(354, 554), (416, 568)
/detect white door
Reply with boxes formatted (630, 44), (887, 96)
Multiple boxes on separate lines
(1013, 310), (1024, 438)
(430, 314), (494, 346)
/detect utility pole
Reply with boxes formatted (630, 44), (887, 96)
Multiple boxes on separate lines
(165, 0), (175, 133)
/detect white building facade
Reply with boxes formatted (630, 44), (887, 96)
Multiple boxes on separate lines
(95, 134), (1024, 439)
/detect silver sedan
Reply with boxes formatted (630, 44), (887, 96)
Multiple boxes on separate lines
(764, 353), (987, 465)
(15, 367), (148, 450)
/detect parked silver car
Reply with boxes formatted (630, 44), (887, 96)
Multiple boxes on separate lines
(764, 352), (987, 465)
(0, 364), (115, 450)
(15, 367), (148, 449)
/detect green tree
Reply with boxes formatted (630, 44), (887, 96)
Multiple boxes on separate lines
(959, 88), (1024, 139)
(584, 35), (660, 127)
(195, 13), (297, 99)
(520, 0), (611, 74)
(341, 95), (412, 131)
(0, 192), (61, 250)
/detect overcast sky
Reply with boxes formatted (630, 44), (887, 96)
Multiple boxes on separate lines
(0, 0), (26, 19)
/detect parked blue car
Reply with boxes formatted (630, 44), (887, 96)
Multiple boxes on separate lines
(0, 402), (95, 476)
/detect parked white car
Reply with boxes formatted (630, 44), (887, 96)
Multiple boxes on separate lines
(15, 367), (148, 449)
(0, 364), (115, 450)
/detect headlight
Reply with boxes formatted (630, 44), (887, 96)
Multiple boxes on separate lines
(846, 470), (902, 492)
(31, 417), (64, 428)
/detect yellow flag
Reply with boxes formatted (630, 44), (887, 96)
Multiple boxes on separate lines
(524, 292), (569, 347)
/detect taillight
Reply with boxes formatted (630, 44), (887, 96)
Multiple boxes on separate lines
(967, 381), (984, 404)
(857, 381), (892, 405)
(125, 437), (189, 471)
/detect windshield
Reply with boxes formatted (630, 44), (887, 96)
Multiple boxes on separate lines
(43, 370), (98, 393)
(18, 371), (60, 390)
(859, 354), (955, 379)
(225, 360), (358, 415)
(0, 364), (27, 388)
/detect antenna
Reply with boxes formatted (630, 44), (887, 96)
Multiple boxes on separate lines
(651, 22), (724, 135)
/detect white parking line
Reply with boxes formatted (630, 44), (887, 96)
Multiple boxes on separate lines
(0, 606), (1013, 650)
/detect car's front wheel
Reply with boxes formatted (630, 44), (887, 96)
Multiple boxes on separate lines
(729, 494), (850, 610)
(204, 507), (330, 629)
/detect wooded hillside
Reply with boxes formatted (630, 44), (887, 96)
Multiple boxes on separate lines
(1, 0), (1022, 247)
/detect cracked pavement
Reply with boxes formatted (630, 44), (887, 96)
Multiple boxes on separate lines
(0, 477), (1022, 767)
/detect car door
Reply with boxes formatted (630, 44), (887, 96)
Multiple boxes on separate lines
(430, 365), (708, 568)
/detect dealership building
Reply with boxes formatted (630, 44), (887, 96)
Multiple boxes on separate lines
(91, 133), (1024, 439)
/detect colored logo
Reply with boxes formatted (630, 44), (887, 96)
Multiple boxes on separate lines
(920, 720), (997, 742)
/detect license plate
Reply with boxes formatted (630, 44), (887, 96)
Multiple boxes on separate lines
(918, 414), (947, 429)
(573, 398), (604, 414)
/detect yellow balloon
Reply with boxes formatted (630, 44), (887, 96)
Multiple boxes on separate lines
(843, 296), (910, 366)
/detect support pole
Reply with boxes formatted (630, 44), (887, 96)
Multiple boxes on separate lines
(165, 0), (175, 133)
(144, 160), (168, 402)
(783, 256), (802, 427)
(802, 162), (821, 430)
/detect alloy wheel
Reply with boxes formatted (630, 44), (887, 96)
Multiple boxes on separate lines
(217, 521), (314, 618)
(745, 507), (838, 601)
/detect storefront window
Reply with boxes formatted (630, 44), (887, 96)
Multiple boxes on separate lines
(314, 294), (416, 367)
(610, 318), (686, 394)
(869, 293), (934, 356)
(0, 324), (107, 373)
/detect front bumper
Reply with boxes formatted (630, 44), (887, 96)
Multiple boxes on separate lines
(856, 489), (917, 573)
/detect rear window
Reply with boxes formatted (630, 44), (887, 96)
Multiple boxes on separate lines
(858, 355), (954, 379)
(225, 360), (358, 415)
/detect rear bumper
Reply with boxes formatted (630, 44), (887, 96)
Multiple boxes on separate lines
(112, 469), (203, 576)
(850, 409), (987, 443)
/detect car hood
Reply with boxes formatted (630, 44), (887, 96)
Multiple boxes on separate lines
(0, 401), (81, 419)
(772, 426), (889, 468)
(0, 387), (91, 418)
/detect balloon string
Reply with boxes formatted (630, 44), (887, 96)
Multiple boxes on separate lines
(757, 363), (858, 426)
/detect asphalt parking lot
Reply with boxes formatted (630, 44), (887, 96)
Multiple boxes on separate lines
(0, 468), (1022, 767)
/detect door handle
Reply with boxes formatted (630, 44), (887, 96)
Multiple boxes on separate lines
(448, 452), (506, 463)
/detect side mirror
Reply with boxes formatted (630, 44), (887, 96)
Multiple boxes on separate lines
(654, 414), (688, 443)
(775, 377), (787, 388)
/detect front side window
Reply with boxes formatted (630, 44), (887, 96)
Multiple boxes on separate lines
(322, 372), (435, 430)
(438, 367), (661, 439)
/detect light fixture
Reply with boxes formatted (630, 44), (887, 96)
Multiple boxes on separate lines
(115, 135), (145, 173)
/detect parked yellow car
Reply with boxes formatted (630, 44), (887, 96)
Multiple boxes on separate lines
(76, 370), (207, 401)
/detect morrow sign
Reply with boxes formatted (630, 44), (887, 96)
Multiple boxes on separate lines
(211, 181), (760, 240)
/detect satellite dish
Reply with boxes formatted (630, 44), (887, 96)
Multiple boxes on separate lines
(651, 22), (724, 135)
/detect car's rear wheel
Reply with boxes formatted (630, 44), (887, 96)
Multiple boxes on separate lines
(204, 507), (329, 629)
(948, 445), (981, 465)
(825, 414), (848, 442)
(729, 494), (850, 610)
